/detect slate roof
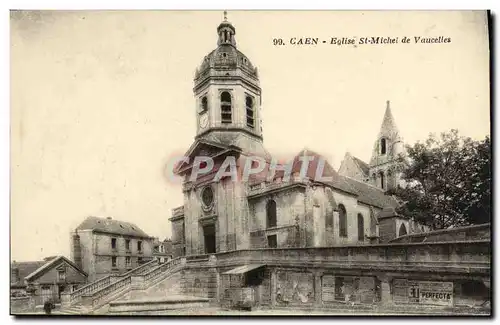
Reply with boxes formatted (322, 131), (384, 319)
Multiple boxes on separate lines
(351, 156), (370, 177)
(24, 256), (87, 281)
(339, 176), (400, 209)
(11, 260), (47, 286)
(76, 216), (151, 238)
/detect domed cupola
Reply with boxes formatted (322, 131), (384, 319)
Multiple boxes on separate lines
(194, 11), (259, 90)
(191, 11), (268, 158)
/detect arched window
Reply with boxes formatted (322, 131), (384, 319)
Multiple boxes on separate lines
(399, 223), (407, 237)
(338, 204), (347, 238)
(380, 138), (387, 155)
(379, 171), (385, 190)
(246, 96), (255, 128)
(220, 91), (232, 124)
(201, 96), (208, 112)
(357, 214), (364, 241)
(266, 200), (277, 228)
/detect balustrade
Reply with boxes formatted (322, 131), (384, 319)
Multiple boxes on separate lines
(143, 257), (183, 284)
(70, 275), (111, 303)
(247, 177), (307, 197)
(88, 275), (132, 308)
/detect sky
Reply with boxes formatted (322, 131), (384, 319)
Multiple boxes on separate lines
(10, 10), (490, 261)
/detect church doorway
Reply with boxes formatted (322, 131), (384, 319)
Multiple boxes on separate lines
(203, 224), (216, 254)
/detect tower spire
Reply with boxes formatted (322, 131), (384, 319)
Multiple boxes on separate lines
(379, 99), (399, 138)
(223, 10), (228, 21)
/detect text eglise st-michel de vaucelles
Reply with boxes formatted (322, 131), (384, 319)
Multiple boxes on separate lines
(285, 35), (452, 46)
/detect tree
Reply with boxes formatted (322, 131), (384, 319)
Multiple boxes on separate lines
(387, 129), (491, 229)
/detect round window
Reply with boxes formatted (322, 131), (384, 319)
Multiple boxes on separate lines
(201, 186), (214, 208)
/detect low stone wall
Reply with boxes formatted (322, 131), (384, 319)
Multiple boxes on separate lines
(168, 261), (489, 313)
(390, 223), (490, 244)
(10, 296), (34, 314)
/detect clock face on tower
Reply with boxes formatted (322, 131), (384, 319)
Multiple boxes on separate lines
(199, 113), (208, 129)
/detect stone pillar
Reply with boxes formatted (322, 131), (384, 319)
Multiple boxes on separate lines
(60, 292), (71, 308)
(25, 284), (37, 312)
(377, 275), (393, 306)
(80, 294), (93, 307)
(270, 269), (277, 307)
(215, 270), (221, 303)
(208, 255), (218, 300)
(313, 270), (323, 307)
(130, 275), (145, 290)
(333, 211), (340, 244)
(28, 295), (36, 312)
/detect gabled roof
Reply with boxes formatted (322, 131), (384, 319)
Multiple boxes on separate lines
(76, 216), (151, 238)
(24, 256), (87, 282)
(352, 156), (370, 176)
(338, 152), (370, 180)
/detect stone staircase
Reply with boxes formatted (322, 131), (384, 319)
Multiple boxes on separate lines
(59, 258), (172, 314)
(58, 256), (207, 314)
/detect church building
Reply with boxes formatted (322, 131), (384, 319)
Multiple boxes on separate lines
(169, 14), (429, 257)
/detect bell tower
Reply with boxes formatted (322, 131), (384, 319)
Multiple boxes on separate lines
(193, 12), (266, 156)
(369, 100), (406, 191)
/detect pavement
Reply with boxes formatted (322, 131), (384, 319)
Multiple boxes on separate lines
(12, 305), (491, 316)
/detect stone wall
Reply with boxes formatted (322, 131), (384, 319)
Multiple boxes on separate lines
(171, 218), (185, 257)
(10, 296), (34, 314)
(216, 266), (489, 310)
(119, 240), (489, 313)
(249, 225), (300, 249)
(179, 268), (218, 299)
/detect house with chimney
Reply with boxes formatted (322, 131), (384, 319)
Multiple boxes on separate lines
(70, 216), (155, 282)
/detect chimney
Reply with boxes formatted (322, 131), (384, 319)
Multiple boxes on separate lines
(106, 217), (112, 220)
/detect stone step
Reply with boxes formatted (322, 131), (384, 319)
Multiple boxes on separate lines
(54, 306), (90, 315)
(108, 296), (210, 314)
